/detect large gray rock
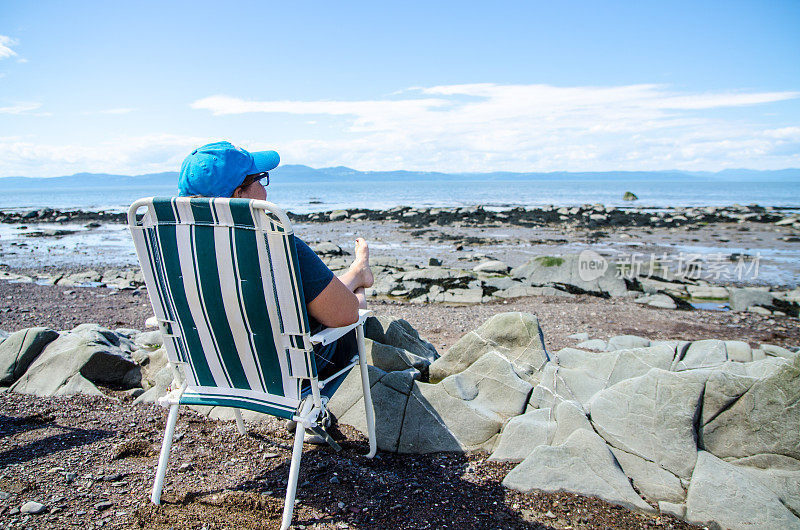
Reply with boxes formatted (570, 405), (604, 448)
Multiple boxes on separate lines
(0, 328), (59, 385)
(54, 373), (103, 396)
(511, 254), (628, 298)
(327, 364), (424, 452)
(364, 316), (438, 363)
(724, 340), (753, 362)
(606, 335), (651, 351)
(327, 364), (387, 419)
(364, 339), (432, 373)
(701, 354), (800, 461)
(671, 339), (728, 371)
(398, 381), (483, 453)
(606, 345), (676, 386)
(589, 368), (706, 479)
(429, 312), (548, 383)
(550, 400), (592, 445)
(729, 287), (775, 312)
(338, 379), (409, 452)
(503, 429), (653, 513)
(440, 351), (533, 420)
(700, 369), (757, 425)
(685, 451), (800, 529)
(398, 351), (532, 453)
(609, 447), (685, 504)
(11, 325), (138, 396)
(760, 343), (798, 360)
(489, 408), (555, 462)
(527, 363), (572, 410)
(730, 454), (800, 514)
(550, 349), (617, 406)
(544, 344), (675, 407)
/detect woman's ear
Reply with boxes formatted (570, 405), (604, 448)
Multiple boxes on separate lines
(231, 186), (243, 198)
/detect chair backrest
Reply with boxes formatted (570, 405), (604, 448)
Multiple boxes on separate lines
(129, 197), (318, 413)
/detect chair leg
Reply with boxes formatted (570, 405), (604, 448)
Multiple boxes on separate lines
(233, 408), (246, 435)
(151, 403), (180, 505)
(356, 325), (377, 458)
(281, 422), (306, 530)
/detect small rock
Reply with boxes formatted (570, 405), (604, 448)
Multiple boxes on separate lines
(94, 501), (113, 511)
(178, 463), (193, 472)
(634, 293), (677, 310)
(20, 501), (46, 514)
(472, 260), (509, 274)
(575, 339), (607, 351)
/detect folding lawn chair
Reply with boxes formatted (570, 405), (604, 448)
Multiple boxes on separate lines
(128, 196), (376, 530)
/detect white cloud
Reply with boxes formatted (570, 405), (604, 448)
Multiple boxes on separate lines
(100, 107), (135, 114)
(0, 35), (19, 60)
(0, 103), (42, 114)
(191, 83), (800, 172)
(0, 134), (214, 177)
(2, 83), (799, 177)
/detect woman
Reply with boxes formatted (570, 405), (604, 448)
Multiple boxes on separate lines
(178, 141), (374, 384)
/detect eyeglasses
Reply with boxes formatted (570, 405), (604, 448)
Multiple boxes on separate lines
(241, 172), (269, 188)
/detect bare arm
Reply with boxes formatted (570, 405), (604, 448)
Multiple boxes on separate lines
(307, 276), (360, 328)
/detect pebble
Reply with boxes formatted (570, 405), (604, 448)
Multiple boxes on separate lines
(178, 463), (193, 472)
(94, 501), (113, 511)
(329, 476), (340, 484)
(20, 501), (46, 514)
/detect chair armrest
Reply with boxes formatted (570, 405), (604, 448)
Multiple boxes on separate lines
(310, 309), (372, 346)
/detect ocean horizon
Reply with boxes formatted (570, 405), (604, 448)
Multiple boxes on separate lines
(0, 167), (799, 214)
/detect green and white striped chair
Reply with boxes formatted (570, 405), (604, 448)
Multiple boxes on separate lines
(128, 196), (376, 530)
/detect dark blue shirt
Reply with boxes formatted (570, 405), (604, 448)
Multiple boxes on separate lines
(293, 236), (347, 379)
(293, 236), (334, 332)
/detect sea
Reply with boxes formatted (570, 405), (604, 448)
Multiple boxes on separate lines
(0, 171), (798, 286)
(0, 174), (799, 213)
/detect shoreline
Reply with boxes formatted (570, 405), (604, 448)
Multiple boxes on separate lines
(3, 202), (800, 227)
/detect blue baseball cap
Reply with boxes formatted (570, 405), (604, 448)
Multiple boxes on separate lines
(178, 141), (280, 197)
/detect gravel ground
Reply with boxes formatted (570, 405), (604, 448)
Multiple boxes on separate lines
(0, 392), (693, 529)
(0, 280), (798, 352)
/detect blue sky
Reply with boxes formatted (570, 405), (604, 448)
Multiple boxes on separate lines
(1, 0), (799, 177)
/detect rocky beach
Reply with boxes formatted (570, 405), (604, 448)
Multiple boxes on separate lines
(1, 203), (799, 529)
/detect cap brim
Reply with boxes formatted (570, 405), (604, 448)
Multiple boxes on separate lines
(251, 150), (280, 172)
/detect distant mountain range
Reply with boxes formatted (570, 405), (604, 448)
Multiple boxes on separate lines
(0, 166), (798, 188)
